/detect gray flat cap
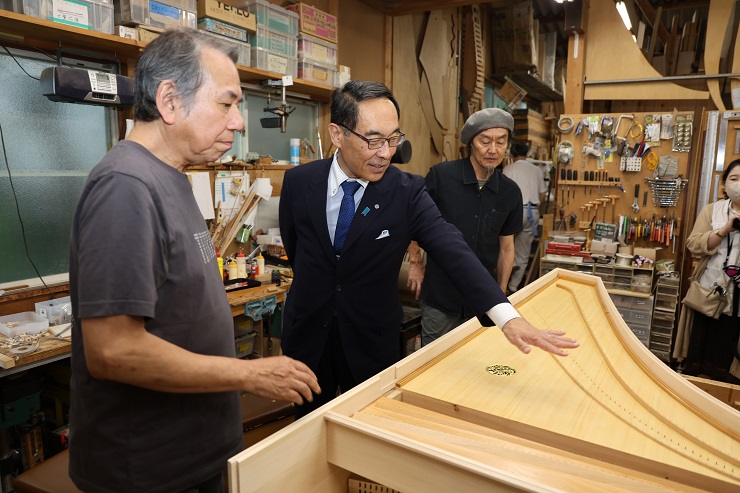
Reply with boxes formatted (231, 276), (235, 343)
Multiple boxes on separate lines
(460, 108), (514, 145)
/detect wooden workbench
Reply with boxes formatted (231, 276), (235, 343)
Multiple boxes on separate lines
(0, 281), (289, 372)
(227, 281), (290, 318)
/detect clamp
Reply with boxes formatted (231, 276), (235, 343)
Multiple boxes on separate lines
(614, 114), (634, 143)
(244, 296), (277, 321)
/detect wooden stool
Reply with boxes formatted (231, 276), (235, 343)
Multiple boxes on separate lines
(12, 449), (81, 493)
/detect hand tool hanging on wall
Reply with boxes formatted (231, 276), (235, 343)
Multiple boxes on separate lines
(632, 184), (640, 213)
(608, 195), (619, 223)
(599, 198), (610, 222)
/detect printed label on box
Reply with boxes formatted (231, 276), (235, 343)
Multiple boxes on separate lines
(286, 3), (337, 43)
(267, 53), (288, 74)
(51, 0), (90, 29)
(199, 18), (248, 41)
(312, 66), (328, 81)
(313, 44), (328, 62)
(116, 25), (138, 40)
(150, 1), (180, 20)
(197, 0), (256, 32)
(269, 31), (286, 52)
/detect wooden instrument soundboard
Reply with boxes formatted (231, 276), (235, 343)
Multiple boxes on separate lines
(228, 269), (740, 492)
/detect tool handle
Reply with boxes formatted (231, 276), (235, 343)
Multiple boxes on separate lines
(634, 184), (640, 196)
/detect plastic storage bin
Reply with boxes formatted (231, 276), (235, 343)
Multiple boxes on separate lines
(239, 0), (297, 36)
(248, 24), (297, 57)
(35, 296), (72, 325)
(298, 58), (335, 85)
(23, 0), (114, 34)
(149, 0), (196, 29)
(297, 33), (336, 65)
(234, 330), (256, 358)
(114, 0), (148, 25)
(0, 0), (23, 14)
(251, 46), (296, 76)
(0, 312), (49, 338)
(198, 17), (248, 42)
(201, 30), (250, 67)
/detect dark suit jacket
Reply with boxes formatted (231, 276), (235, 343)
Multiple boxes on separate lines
(279, 158), (508, 383)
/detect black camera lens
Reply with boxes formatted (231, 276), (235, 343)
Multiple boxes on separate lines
(733, 217), (740, 230)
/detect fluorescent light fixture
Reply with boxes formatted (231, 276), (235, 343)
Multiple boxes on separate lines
(617, 1), (632, 31)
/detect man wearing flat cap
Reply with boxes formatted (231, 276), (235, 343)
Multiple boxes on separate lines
(408, 108), (525, 345)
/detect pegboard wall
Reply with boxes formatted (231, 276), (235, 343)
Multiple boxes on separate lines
(554, 112), (693, 259)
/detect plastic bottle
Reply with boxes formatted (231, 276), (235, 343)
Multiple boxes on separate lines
(227, 260), (238, 281)
(290, 138), (300, 165)
(216, 247), (224, 280)
(256, 252), (265, 276)
(236, 251), (247, 279)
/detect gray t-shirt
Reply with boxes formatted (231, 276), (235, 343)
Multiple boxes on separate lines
(69, 141), (241, 492)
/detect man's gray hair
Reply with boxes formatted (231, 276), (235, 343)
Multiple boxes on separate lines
(134, 29), (240, 122)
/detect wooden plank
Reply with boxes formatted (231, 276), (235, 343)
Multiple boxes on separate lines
(683, 375), (737, 409)
(564, 31), (586, 114)
(667, 14), (680, 76)
(344, 398), (712, 492)
(646, 6), (662, 64)
(705, 0), (735, 112)
(731, 11), (740, 109)
(634, 0), (670, 45)
(392, 13), (440, 177)
(419, 11), (449, 129)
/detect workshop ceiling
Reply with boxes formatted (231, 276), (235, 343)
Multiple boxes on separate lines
(362, 0), (716, 82)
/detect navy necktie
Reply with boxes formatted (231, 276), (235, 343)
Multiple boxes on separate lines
(334, 180), (361, 255)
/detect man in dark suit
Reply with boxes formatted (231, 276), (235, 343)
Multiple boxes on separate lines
(279, 81), (578, 418)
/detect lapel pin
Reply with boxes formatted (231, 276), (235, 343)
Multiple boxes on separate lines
(374, 204), (379, 209)
(362, 207), (370, 216)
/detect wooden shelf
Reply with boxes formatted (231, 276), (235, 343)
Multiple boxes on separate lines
(0, 10), (142, 58)
(236, 64), (333, 101)
(0, 10), (333, 101)
(488, 71), (563, 102)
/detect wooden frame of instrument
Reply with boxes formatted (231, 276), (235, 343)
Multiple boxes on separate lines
(228, 269), (740, 492)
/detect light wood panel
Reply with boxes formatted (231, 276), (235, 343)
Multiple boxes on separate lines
(396, 279), (739, 490)
(345, 398), (710, 492)
(704, 0), (735, 112)
(583, 0), (708, 102)
(392, 13), (441, 177)
(229, 270), (740, 493)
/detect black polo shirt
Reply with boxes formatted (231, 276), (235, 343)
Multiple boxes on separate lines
(421, 156), (523, 317)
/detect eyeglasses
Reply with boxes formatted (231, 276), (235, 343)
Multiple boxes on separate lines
(339, 124), (406, 150)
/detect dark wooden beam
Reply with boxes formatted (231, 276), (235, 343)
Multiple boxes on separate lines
(635, 0), (671, 44)
(358, 0), (489, 16)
